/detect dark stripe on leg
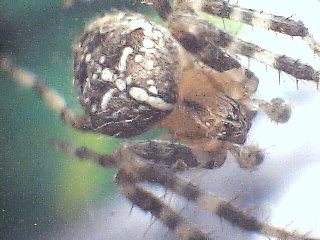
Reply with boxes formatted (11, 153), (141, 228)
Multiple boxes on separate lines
(200, 0), (309, 37)
(1, 57), (93, 129)
(216, 202), (263, 232)
(197, 0), (319, 56)
(169, 10), (242, 72)
(201, 0), (233, 18)
(237, 41), (319, 81)
(134, 162), (201, 202)
(49, 139), (117, 167)
(275, 55), (319, 81)
(122, 152), (319, 240)
(117, 170), (211, 240)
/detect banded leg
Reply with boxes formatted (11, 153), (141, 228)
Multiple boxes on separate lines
(116, 170), (213, 240)
(139, 0), (259, 93)
(53, 140), (320, 240)
(180, 0), (320, 57)
(168, 8), (296, 125)
(0, 57), (93, 131)
(51, 139), (213, 239)
(49, 139), (117, 167)
(51, 139), (202, 170)
(117, 146), (320, 240)
(168, 9), (320, 82)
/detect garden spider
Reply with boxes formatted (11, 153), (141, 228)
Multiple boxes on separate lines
(1, 0), (320, 239)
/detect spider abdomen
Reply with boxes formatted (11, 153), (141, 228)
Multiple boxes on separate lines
(73, 12), (180, 137)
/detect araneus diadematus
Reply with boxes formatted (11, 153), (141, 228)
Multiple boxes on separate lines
(1, 0), (320, 239)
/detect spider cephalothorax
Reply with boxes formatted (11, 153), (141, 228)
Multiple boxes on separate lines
(1, 0), (320, 239)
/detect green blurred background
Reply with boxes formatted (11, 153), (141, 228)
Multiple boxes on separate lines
(0, 1), (158, 239)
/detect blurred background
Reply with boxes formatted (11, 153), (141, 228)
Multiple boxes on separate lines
(0, 0), (320, 240)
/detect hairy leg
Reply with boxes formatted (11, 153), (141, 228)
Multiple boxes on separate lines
(0, 57), (93, 131)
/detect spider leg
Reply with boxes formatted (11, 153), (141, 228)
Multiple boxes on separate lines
(169, 10), (254, 73)
(0, 57), (93, 131)
(49, 139), (117, 167)
(118, 143), (320, 240)
(51, 139), (320, 239)
(167, 9), (295, 123)
(51, 139), (202, 170)
(168, 11), (260, 100)
(221, 37), (320, 82)
(128, 140), (201, 170)
(51, 139), (213, 239)
(116, 170), (213, 240)
(168, 9), (319, 82)
(179, 0), (320, 57)
(142, 2), (298, 123)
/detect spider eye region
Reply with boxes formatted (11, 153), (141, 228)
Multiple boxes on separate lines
(73, 12), (180, 138)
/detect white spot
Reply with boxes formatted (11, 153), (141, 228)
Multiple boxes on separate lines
(118, 47), (134, 72)
(91, 104), (97, 113)
(126, 76), (133, 85)
(145, 60), (154, 69)
(140, 47), (157, 54)
(119, 93), (127, 100)
(128, 19), (154, 37)
(92, 73), (98, 80)
(99, 55), (106, 64)
(143, 39), (155, 49)
(148, 86), (158, 95)
(129, 87), (148, 101)
(138, 105), (149, 111)
(134, 54), (143, 62)
(101, 68), (113, 81)
(115, 79), (127, 91)
(85, 54), (92, 63)
(101, 89), (117, 110)
(147, 79), (155, 85)
(129, 87), (173, 111)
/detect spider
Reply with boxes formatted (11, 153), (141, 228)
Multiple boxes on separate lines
(1, 0), (320, 239)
